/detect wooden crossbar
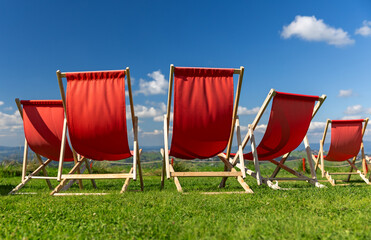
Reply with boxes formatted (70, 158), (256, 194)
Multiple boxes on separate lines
(54, 193), (109, 196)
(328, 172), (360, 175)
(31, 176), (58, 179)
(61, 173), (134, 179)
(267, 177), (309, 181)
(171, 172), (242, 177)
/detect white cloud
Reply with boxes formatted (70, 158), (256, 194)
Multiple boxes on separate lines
(240, 124), (267, 134)
(238, 106), (260, 115)
(355, 20), (371, 37)
(3, 106), (13, 111)
(342, 104), (371, 119)
(0, 101), (4, 106)
(342, 115), (362, 120)
(308, 121), (327, 133)
(338, 89), (353, 98)
(344, 105), (363, 115)
(153, 113), (173, 122)
(127, 102), (167, 121)
(142, 129), (163, 136)
(136, 70), (168, 95)
(281, 15), (354, 46)
(153, 115), (164, 122)
(0, 111), (22, 131)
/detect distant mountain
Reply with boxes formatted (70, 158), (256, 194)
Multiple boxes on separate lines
(0, 146), (24, 162)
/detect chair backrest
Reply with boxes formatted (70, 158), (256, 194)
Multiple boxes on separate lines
(324, 119), (364, 161)
(21, 100), (74, 161)
(245, 92), (319, 160)
(65, 70), (132, 161)
(169, 67), (235, 159)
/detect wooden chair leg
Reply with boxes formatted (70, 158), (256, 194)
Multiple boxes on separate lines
(304, 137), (317, 180)
(270, 153), (289, 178)
(9, 159), (53, 195)
(50, 158), (85, 195)
(137, 153), (144, 191)
(346, 157), (357, 182)
(120, 168), (133, 193)
(347, 160), (370, 184)
(169, 164), (183, 193)
(75, 161), (84, 190)
(34, 154), (53, 190)
(160, 149), (166, 189)
(267, 159), (324, 187)
(219, 165), (229, 188)
(83, 159), (97, 188)
(249, 126), (262, 185)
(313, 153), (320, 171)
(231, 168), (253, 193)
(21, 139), (29, 181)
(219, 156), (254, 193)
(325, 171), (336, 186)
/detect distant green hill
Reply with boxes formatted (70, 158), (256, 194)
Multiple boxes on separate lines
(1, 141), (370, 163)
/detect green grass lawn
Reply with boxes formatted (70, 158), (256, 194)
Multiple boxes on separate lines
(0, 161), (370, 239)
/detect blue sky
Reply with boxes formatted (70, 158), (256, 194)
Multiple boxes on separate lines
(0, 0), (371, 148)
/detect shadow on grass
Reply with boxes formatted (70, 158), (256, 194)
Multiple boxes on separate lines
(0, 184), (14, 196)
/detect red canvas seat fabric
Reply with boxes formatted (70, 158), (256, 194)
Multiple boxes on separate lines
(169, 67), (235, 159)
(324, 120), (363, 162)
(65, 70), (132, 161)
(243, 92), (319, 160)
(21, 100), (74, 162)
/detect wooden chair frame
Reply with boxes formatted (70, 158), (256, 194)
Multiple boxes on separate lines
(366, 156), (371, 182)
(50, 67), (143, 195)
(219, 89), (327, 190)
(161, 64), (252, 194)
(313, 118), (370, 186)
(9, 99), (96, 195)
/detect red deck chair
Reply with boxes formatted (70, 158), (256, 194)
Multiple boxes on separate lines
(9, 99), (96, 194)
(314, 119), (370, 186)
(219, 89), (327, 190)
(51, 68), (143, 195)
(161, 65), (252, 193)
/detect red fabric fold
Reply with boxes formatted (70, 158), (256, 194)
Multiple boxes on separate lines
(65, 70), (132, 161)
(324, 120), (363, 161)
(243, 92), (317, 160)
(22, 100), (74, 162)
(21, 100), (64, 106)
(169, 67), (235, 159)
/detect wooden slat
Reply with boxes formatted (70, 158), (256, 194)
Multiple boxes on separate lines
(54, 193), (109, 196)
(268, 177), (309, 181)
(198, 191), (247, 195)
(328, 172), (359, 175)
(171, 172), (242, 177)
(31, 176), (58, 179)
(61, 173), (133, 179)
